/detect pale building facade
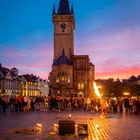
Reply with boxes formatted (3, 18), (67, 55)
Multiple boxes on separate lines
(0, 64), (20, 96)
(20, 74), (49, 97)
(0, 64), (49, 96)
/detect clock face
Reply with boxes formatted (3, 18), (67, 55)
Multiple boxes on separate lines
(60, 23), (67, 32)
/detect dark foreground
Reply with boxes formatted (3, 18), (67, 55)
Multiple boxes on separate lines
(0, 111), (140, 140)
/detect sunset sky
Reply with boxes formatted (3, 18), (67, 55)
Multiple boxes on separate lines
(0, 0), (140, 80)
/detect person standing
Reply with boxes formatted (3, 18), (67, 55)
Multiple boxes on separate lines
(0, 96), (2, 113)
(124, 98), (129, 113)
(100, 100), (108, 116)
(23, 96), (27, 112)
(2, 96), (8, 113)
(118, 99), (123, 113)
(86, 97), (91, 111)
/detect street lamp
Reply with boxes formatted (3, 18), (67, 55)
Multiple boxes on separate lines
(123, 92), (130, 96)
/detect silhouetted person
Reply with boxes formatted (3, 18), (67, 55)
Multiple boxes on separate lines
(124, 98), (129, 113)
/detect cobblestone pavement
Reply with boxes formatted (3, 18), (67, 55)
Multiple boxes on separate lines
(0, 111), (140, 140)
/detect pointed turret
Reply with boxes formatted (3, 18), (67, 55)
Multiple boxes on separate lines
(57, 0), (70, 15)
(53, 49), (71, 65)
(71, 4), (74, 14)
(60, 48), (67, 64)
(52, 4), (56, 15)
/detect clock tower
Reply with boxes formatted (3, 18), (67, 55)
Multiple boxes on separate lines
(52, 0), (75, 62)
(49, 0), (95, 97)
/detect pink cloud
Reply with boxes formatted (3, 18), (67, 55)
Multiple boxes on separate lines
(33, 71), (49, 79)
(96, 65), (140, 79)
(75, 25), (140, 81)
(1, 41), (53, 58)
(1, 42), (53, 79)
(75, 26), (140, 54)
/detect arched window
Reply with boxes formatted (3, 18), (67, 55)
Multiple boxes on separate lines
(78, 83), (81, 89)
(81, 83), (84, 89)
(56, 78), (59, 83)
(78, 83), (84, 89)
(68, 77), (71, 83)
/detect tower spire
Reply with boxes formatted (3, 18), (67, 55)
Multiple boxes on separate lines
(52, 4), (56, 15)
(53, 49), (71, 65)
(57, 0), (70, 15)
(71, 3), (74, 14)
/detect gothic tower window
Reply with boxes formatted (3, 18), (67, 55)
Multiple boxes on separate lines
(78, 83), (84, 89)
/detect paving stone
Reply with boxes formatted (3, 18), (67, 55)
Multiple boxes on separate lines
(0, 111), (140, 140)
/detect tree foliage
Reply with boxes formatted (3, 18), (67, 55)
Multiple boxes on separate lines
(96, 75), (140, 97)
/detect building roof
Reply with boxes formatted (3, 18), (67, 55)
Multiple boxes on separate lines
(20, 74), (38, 82)
(73, 55), (89, 59)
(0, 65), (10, 78)
(0, 65), (20, 80)
(57, 0), (70, 15)
(53, 49), (71, 65)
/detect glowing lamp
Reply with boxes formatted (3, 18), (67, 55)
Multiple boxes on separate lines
(68, 114), (72, 119)
(123, 92), (130, 96)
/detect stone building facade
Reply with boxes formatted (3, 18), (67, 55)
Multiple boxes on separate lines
(0, 64), (21, 95)
(0, 64), (49, 96)
(49, 0), (95, 97)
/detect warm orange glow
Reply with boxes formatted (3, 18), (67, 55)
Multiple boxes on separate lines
(97, 86), (102, 89)
(53, 123), (59, 133)
(95, 124), (99, 129)
(95, 106), (98, 111)
(93, 82), (102, 99)
(36, 123), (42, 128)
(68, 114), (72, 119)
(54, 124), (58, 127)
(106, 102), (109, 107)
(123, 92), (130, 96)
(96, 67), (140, 80)
(36, 123), (42, 133)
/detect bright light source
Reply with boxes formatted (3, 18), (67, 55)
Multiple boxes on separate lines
(36, 123), (42, 128)
(95, 106), (98, 111)
(123, 92), (130, 96)
(95, 124), (99, 129)
(68, 114), (72, 119)
(36, 123), (43, 133)
(93, 82), (102, 99)
(97, 86), (102, 89)
(53, 123), (58, 133)
(54, 124), (58, 127)
(106, 102), (109, 107)
(113, 97), (116, 100)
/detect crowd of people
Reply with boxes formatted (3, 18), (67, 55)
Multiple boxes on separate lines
(100, 97), (140, 115)
(0, 95), (99, 113)
(0, 95), (140, 116)
(108, 97), (140, 115)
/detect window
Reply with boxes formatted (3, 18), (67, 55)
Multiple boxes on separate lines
(68, 77), (71, 83)
(81, 83), (84, 89)
(62, 76), (65, 81)
(78, 83), (84, 89)
(78, 83), (81, 89)
(56, 78), (59, 83)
